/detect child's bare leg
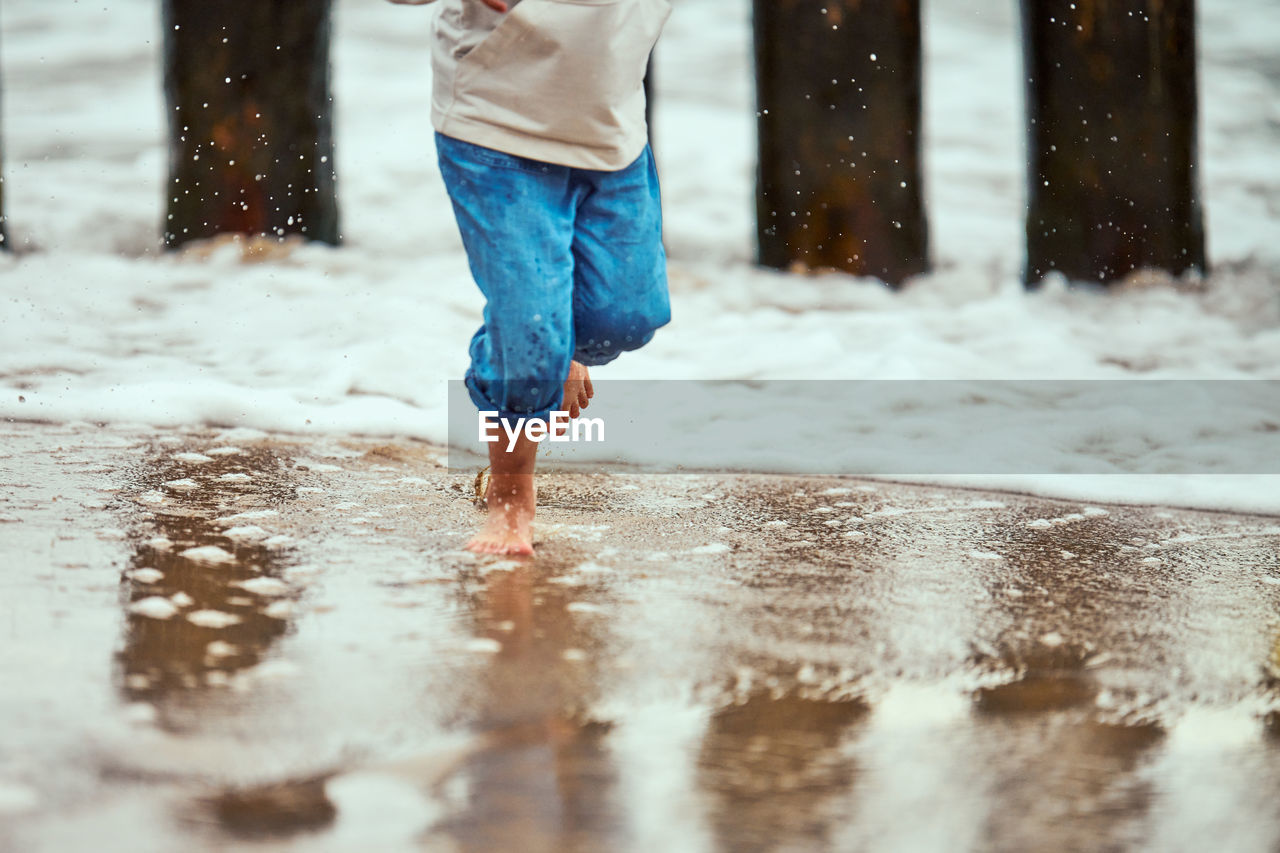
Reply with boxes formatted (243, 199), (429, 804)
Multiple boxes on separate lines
(468, 431), (538, 556)
(467, 362), (592, 555)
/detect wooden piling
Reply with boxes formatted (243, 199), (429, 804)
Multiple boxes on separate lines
(753, 0), (928, 286)
(162, 0), (339, 249)
(1022, 0), (1205, 286)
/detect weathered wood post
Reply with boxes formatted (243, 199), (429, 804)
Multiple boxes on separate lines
(1021, 0), (1205, 286)
(0, 23), (7, 253)
(753, 0), (928, 286)
(644, 55), (655, 141)
(162, 0), (339, 249)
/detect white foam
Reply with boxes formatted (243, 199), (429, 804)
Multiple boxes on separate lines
(263, 600), (296, 620)
(205, 640), (237, 658)
(0, 781), (41, 816)
(566, 601), (606, 615)
(186, 610), (242, 629)
(179, 545), (236, 565)
(129, 596), (179, 619)
(216, 510), (279, 523)
(234, 577), (291, 597)
(222, 525), (270, 542)
(325, 771), (442, 848)
(172, 452), (214, 464)
(689, 543), (730, 555)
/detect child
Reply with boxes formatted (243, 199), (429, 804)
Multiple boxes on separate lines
(390, 0), (673, 554)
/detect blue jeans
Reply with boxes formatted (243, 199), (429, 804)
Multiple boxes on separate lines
(436, 132), (670, 425)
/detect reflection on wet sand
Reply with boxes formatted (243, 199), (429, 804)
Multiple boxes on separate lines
(438, 563), (620, 852)
(38, 429), (1280, 850)
(955, 512), (1166, 848)
(697, 691), (867, 852)
(116, 445), (300, 710)
(977, 718), (1163, 850)
(111, 443), (337, 836)
(973, 643), (1099, 714)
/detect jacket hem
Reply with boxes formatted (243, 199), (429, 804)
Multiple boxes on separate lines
(433, 110), (648, 172)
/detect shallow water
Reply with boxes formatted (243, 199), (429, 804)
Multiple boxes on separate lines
(2, 421), (1280, 851)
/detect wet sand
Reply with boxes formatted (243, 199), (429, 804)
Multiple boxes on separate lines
(2, 420), (1279, 851)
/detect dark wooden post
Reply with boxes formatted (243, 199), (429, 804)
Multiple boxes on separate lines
(162, 0), (339, 249)
(753, 0), (928, 287)
(0, 21), (7, 253)
(644, 55), (655, 141)
(1022, 0), (1205, 287)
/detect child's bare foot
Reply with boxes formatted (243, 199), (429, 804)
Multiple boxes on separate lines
(467, 362), (590, 555)
(563, 361), (593, 418)
(467, 474), (536, 555)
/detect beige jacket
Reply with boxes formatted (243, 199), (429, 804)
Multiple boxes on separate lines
(389, 0), (671, 170)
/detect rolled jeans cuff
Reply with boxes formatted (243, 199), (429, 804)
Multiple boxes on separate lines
(466, 382), (562, 435)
